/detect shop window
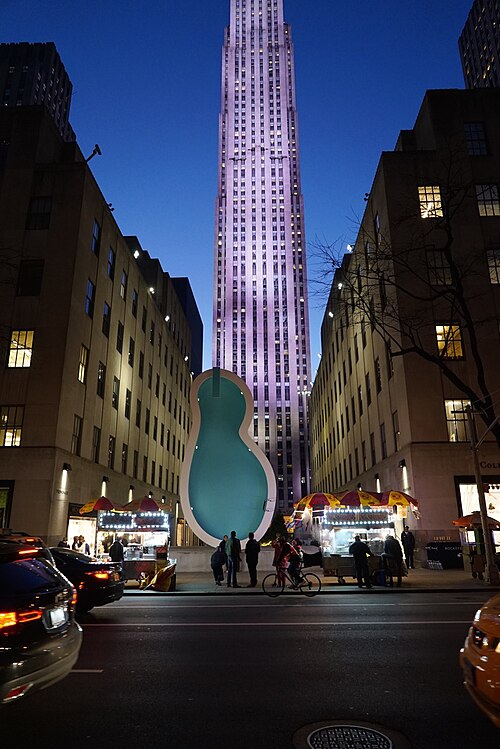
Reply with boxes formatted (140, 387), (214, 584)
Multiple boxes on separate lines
(445, 399), (470, 442)
(0, 405), (24, 446)
(436, 324), (463, 359)
(8, 330), (33, 368)
(418, 186), (443, 218)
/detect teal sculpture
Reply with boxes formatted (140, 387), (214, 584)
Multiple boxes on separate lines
(180, 368), (276, 546)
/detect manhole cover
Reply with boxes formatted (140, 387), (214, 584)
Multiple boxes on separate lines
(308, 725), (391, 748)
(293, 721), (411, 749)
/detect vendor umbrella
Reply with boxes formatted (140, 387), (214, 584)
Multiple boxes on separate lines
(79, 496), (116, 514)
(120, 495), (162, 513)
(380, 490), (418, 507)
(333, 490), (383, 507)
(452, 511), (500, 528)
(294, 492), (340, 510)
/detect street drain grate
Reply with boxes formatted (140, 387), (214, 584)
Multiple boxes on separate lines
(293, 721), (411, 749)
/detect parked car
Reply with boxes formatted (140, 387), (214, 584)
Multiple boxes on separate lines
(0, 540), (82, 704)
(49, 547), (125, 613)
(0, 529), (55, 564)
(459, 592), (500, 727)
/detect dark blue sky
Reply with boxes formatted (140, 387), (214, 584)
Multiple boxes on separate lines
(1, 0), (472, 374)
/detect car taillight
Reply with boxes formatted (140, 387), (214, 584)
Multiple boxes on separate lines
(85, 571), (110, 580)
(18, 547), (40, 556)
(0, 609), (43, 630)
(71, 589), (78, 606)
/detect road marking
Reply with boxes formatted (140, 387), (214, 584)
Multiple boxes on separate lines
(111, 601), (484, 609)
(82, 620), (471, 627)
(71, 669), (104, 673)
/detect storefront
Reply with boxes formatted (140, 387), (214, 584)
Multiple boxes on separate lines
(96, 510), (171, 582)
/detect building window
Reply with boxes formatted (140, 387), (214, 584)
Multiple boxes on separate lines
(142, 306), (147, 333)
(0, 405), (24, 446)
(125, 389), (131, 420)
(150, 321), (155, 346)
(133, 450), (138, 479)
(487, 249), (500, 284)
(136, 399), (141, 428)
(145, 408), (150, 435)
(91, 219), (101, 255)
(17, 259), (44, 296)
(112, 377), (120, 410)
(108, 435), (116, 469)
(476, 184), (500, 216)
(392, 410), (400, 451)
(148, 363), (152, 389)
(97, 361), (106, 398)
(445, 399), (470, 442)
(370, 432), (376, 466)
(85, 279), (95, 318)
(427, 250), (452, 286)
(375, 357), (382, 394)
(365, 372), (372, 406)
(26, 196), (52, 230)
(107, 248), (116, 279)
(139, 352), (144, 379)
(8, 330), (33, 368)
(116, 321), (124, 353)
(102, 302), (111, 337)
(142, 456), (147, 482)
(128, 338), (135, 367)
(92, 426), (101, 463)
(78, 344), (89, 383)
(121, 443), (128, 474)
(71, 415), (82, 456)
(418, 186), (443, 218)
(464, 122), (487, 156)
(380, 423), (387, 460)
(436, 324), (463, 359)
(120, 270), (127, 299)
(131, 289), (138, 317)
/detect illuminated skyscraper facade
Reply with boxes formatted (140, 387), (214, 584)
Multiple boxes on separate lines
(213, 0), (311, 510)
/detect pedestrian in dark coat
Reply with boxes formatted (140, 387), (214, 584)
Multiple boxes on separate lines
(226, 530), (242, 588)
(349, 535), (373, 589)
(211, 544), (226, 586)
(401, 526), (416, 569)
(383, 535), (404, 587)
(109, 537), (124, 563)
(245, 532), (261, 587)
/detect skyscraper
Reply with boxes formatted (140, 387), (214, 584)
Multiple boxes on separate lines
(459, 0), (500, 88)
(0, 42), (75, 141)
(212, 0), (311, 511)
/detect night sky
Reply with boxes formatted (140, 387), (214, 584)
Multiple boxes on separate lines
(1, 0), (473, 374)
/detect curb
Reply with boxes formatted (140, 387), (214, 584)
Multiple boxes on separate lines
(122, 585), (500, 597)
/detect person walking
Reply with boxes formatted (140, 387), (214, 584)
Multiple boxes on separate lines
(383, 535), (404, 587)
(349, 534), (373, 589)
(401, 525), (416, 569)
(211, 543), (226, 586)
(245, 532), (261, 587)
(109, 536), (124, 563)
(226, 530), (242, 588)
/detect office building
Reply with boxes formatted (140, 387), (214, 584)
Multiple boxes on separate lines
(310, 89), (500, 549)
(459, 0), (500, 88)
(0, 42), (75, 141)
(212, 0), (311, 511)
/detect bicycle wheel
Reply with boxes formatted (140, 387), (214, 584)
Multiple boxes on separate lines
(262, 573), (284, 597)
(298, 572), (321, 597)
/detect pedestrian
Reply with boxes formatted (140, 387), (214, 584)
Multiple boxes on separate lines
(109, 536), (124, 563)
(272, 533), (286, 585)
(226, 530), (242, 588)
(287, 538), (303, 587)
(349, 534), (373, 589)
(383, 535), (404, 587)
(245, 532), (261, 587)
(276, 535), (294, 586)
(78, 535), (90, 555)
(71, 535), (80, 550)
(401, 525), (416, 569)
(57, 537), (70, 548)
(211, 543), (226, 586)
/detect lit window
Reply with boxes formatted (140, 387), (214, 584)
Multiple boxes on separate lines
(0, 405), (24, 446)
(445, 399), (470, 442)
(8, 330), (33, 368)
(78, 344), (89, 383)
(436, 324), (463, 359)
(418, 186), (443, 218)
(487, 249), (500, 283)
(476, 184), (500, 216)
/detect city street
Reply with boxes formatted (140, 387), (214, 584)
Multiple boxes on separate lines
(2, 592), (499, 748)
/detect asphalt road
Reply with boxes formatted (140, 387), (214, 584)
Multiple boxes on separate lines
(2, 592), (498, 748)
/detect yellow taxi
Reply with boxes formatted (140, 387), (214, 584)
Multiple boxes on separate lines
(460, 593), (500, 727)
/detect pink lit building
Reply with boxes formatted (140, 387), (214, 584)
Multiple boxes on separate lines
(212, 0), (311, 511)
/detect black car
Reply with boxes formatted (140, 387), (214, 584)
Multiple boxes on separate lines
(50, 548), (125, 613)
(0, 540), (82, 704)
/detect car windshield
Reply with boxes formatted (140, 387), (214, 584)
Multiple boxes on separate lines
(0, 557), (63, 594)
(51, 548), (97, 562)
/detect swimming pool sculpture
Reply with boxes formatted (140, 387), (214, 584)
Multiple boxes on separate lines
(180, 368), (277, 547)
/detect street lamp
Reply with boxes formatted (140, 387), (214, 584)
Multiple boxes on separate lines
(465, 405), (500, 585)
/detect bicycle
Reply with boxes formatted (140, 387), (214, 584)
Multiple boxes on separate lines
(262, 564), (321, 597)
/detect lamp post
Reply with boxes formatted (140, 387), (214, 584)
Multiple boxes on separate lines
(465, 405), (500, 585)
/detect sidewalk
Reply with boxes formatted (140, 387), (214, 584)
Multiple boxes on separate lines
(123, 566), (500, 595)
